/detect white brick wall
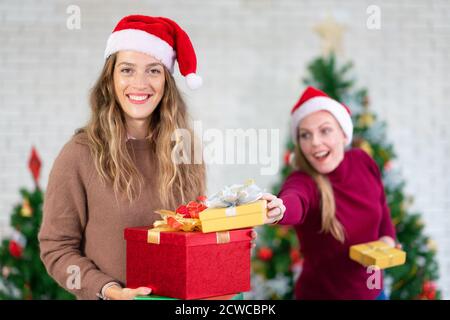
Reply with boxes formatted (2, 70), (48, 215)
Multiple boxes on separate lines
(1, 0), (449, 298)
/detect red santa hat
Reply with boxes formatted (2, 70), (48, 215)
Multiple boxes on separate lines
(104, 15), (202, 90)
(291, 86), (353, 146)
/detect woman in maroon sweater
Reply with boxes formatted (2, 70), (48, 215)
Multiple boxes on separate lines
(277, 86), (397, 300)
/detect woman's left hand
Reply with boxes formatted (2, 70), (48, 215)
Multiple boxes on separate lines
(379, 236), (402, 249)
(261, 193), (286, 224)
(250, 230), (257, 249)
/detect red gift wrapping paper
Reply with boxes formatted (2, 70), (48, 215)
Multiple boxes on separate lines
(124, 227), (252, 299)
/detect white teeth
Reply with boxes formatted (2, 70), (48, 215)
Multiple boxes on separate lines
(128, 95), (148, 101)
(314, 151), (329, 158)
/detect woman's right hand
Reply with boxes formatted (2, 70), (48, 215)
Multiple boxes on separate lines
(105, 285), (152, 300)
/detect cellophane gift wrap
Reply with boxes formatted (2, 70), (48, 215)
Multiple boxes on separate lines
(199, 180), (267, 233)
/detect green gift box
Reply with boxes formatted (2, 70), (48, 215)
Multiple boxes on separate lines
(135, 293), (244, 300)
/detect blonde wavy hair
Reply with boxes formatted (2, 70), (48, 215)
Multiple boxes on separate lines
(293, 144), (346, 243)
(76, 53), (206, 209)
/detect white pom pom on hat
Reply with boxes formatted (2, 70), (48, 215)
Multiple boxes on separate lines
(104, 15), (202, 90)
(185, 73), (203, 90)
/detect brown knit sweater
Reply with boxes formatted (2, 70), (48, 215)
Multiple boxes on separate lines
(38, 132), (163, 299)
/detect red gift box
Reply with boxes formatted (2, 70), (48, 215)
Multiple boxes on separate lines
(124, 226), (252, 299)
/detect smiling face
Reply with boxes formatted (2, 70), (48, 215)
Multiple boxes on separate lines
(298, 110), (348, 174)
(113, 50), (165, 132)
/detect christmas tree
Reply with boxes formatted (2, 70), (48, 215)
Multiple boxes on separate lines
(0, 147), (74, 299)
(250, 17), (440, 300)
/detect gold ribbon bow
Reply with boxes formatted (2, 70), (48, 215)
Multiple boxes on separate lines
(147, 209), (230, 245)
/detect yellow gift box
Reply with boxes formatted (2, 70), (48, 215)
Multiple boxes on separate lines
(199, 199), (267, 233)
(349, 240), (406, 269)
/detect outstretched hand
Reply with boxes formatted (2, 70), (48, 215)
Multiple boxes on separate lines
(261, 193), (286, 224)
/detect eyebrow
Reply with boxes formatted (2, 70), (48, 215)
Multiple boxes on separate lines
(117, 62), (162, 67)
(299, 121), (332, 132)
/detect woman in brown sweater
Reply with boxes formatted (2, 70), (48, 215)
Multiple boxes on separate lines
(38, 15), (285, 300)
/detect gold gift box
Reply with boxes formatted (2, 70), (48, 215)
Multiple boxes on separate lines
(199, 200), (267, 233)
(349, 240), (406, 269)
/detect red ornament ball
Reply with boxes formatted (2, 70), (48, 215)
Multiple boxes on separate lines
(257, 246), (273, 261)
(9, 240), (23, 258)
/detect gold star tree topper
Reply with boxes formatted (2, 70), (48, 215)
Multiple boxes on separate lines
(314, 15), (346, 56)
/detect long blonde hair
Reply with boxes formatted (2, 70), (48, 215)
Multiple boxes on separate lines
(76, 53), (206, 209)
(293, 144), (345, 243)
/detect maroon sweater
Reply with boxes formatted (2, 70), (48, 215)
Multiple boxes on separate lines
(278, 148), (396, 300)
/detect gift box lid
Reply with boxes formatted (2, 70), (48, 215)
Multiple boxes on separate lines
(199, 199), (267, 221)
(124, 226), (252, 246)
(350, 240), (400, 253)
